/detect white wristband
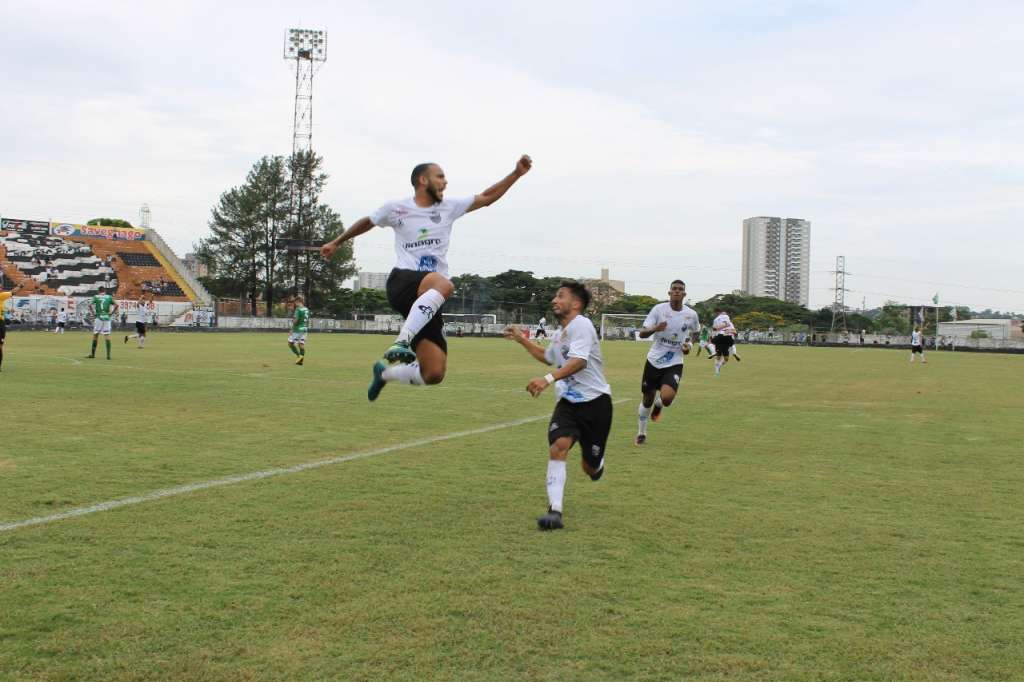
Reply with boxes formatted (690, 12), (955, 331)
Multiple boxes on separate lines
(544, 373), (555, 385)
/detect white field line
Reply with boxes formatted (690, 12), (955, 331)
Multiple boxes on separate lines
(1, 398), (629, 533)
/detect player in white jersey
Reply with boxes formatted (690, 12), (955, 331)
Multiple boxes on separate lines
(635, 280), (700, 445)
(124, 299), (150, 348)
(910, 327), (926, 363)
(710, 308), (737, 376)
(504, 281), (612, 531)
(55, 308), (68, 334)
(535, 315), (547, 339)
(321, 156), (532, 400)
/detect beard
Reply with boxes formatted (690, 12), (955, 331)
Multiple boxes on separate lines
(426, 185), (443, 203)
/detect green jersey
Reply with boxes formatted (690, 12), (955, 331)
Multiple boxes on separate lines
(293, 306), (310, 333)
(91, 294), (115, 321)
(699, 326), (709, 342)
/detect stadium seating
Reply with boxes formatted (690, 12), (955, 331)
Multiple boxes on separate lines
(0, 230), (191, 302)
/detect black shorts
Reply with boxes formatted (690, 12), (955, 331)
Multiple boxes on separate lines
(136, 321), (146, 336)
(911, 344), (923, 353)
(712, 334), (734, 355)
(57, 322), (65, 329)
(548, 394), (613, 469)
(386, 268), (446, 354)
(641, 361), (682, 394)
(535, 327), (547, 337)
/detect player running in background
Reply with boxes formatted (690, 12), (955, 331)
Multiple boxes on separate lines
(55, 307), (68, 334)
(0, 281), (26, 371)
(710, 307), (737, 376)
(697, 324), (713, 358)
(634, 280), (700, 446)
(288, 295), (310, 365)
(910, 327), (926, 363)
(86, 285), (118, 360)
(535, 315), (547, 340)
(321, 155), (532, 400)
(124, 299), (150, 348)
(504, 281), (612, 531)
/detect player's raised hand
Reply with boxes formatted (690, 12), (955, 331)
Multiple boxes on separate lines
(320, 240), (338, 260)
(515, 154), (532, 176)
(503, 325), (522, 341)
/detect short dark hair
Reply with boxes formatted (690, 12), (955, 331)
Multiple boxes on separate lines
(670, 279), (685, 288)
(559, 280), (591, 311)
(410, 162), (436, 188)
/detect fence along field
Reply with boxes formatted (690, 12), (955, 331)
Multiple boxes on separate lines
(1, 333), (1022, 680)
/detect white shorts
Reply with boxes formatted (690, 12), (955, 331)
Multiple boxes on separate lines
(288, 331), (307, 344)
(92, 319), (112, 335)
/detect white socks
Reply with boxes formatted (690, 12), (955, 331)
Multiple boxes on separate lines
(382, 361), (425, 385)
(397, 289), (446, 344)
(637, 403), (651, 435)
(546, 460), (566, 513)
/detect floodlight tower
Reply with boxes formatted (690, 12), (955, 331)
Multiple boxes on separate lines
(283, 28), (327, 155)
(139, 203), (151, 229)
(830, 255), (848, 333)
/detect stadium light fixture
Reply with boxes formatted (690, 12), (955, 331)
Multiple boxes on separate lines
(284, 28), (327, 61)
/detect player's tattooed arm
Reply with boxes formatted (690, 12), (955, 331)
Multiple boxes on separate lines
(321, 217), (376, 259)
(467, 155), (532, 213)
(526, 358), (586, 397)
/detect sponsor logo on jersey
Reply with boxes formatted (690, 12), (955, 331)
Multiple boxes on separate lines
(429, 209), (441, 224)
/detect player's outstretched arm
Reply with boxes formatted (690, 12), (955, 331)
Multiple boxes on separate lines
(467, 155), (532, 213)
(320, 217), (375, 260)
(504, 325), (549, 364)
(526, 358), (586, 397)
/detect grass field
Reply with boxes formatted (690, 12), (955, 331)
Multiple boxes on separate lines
(1, 330), (1022, 681)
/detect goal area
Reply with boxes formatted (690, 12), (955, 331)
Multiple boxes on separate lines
(599, 314), (649, 341)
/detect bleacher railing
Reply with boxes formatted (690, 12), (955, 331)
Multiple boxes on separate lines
(145, 229), (214, 306)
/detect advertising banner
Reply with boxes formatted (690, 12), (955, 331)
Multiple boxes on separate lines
(1, 217), (51, 235)
(50, 222), (146, 241)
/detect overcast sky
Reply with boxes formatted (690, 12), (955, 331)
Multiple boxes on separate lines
(2, 1), (1021, 311)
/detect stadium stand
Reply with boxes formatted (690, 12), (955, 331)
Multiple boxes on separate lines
(0, 230), (192, 302)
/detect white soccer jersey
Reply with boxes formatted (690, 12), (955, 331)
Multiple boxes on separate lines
(538, 317), (546, 328)
(712, 313), (736, 336)
(137, 305), (149, 323)
(643, 302), (700, 369)
(370, 196), (475, 278)
(56, 311), (68, 323)
(544, 315), (612, 403)
(911, 331), (922, 346)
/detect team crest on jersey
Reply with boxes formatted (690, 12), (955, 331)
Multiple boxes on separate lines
(560, 346), (569, 359)
(417, 228), (429, 240)
(429, 209), (441, 223)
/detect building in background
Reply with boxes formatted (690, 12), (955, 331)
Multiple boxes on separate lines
(182, 252), (209, 278)
(352, 271), (390, 291)
(583, 268), (626, 308)
(741, 217), (810, 307)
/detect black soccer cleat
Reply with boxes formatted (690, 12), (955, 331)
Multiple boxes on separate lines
(651, 403), (662, 422)
(383, 340), (416, 364)
(634, 434), (646, 446)
(537, 509), (564, 531)
(588, 462), (605, 482)
(367, 359), (387, 402)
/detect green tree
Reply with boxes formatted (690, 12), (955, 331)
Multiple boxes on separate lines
(87, 218), (133, 227)
(734, 311), (786, 329)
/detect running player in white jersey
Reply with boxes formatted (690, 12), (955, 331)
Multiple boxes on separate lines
(321, 156), (532, 400)
(634, 280), (700, 445)
(55, 308), (68, 334)
(504, 281), (612, 531)
(535, 315), (547, 339)
(910, 327), (926, 363)
(710, 307), (737, 376)
(124, 299), (150, 348)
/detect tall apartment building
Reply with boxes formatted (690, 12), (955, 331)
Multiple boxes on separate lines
(741, 217), (810, 307)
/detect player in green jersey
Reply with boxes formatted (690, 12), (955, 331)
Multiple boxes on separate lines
(698, 325), (713, 358)
(86, 285), (119, 360)
(288, 295), (310, 365)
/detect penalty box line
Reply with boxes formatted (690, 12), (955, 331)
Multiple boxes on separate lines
(1, 399), (628, 534)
